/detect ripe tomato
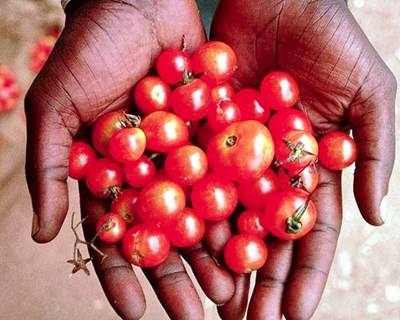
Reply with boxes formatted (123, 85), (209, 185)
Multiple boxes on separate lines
(123, 155), (156, 188)
(278, 165), (319, 194)
(318, 131), (357, 170)
(141, 111), (189, 152)
(196, 123), (216, 150)
(68, 141), (96, 180)
(224, 234), (268, 274)
(156, 48), (192, 85)
(233, 88), (270, 124)
(85, 158), (123, 198)
(261, 190), (317, 240)
(275, 130), (318, 171)
(237, 209), (268, 238)
(133, 76), (170, 114)
(164, 145), (208, 186)
(137, 180), (186, 225)
(237, 169), (279, 209)
(96, 212), (127, 244)
(108, 127), (146, 163)
(192, 41), (237, 85)
(207, 120), (275, 182)
(260, 71), (299, 110)
(191, 174), (238, 221)
(171, 78), (211, 121)
(122, 224), (170, 268)
(268, 108), (313, 140)
(211, 82), (235, 103)
(111, 188), (141, 225)
(207, 100), (241, 132)
(165, 208), (205, 247)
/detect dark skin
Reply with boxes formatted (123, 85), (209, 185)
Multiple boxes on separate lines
(25, 0), (396, 319)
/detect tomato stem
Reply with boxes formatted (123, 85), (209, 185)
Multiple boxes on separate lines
(123, 113), (141, 128)
(286, 199), (310, 234)
(226, 135), (237, 147)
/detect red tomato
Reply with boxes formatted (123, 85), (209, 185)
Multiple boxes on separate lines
(237, 169), (279, 209)
(96, 213), (127, 244)
(141, 111), (189, 152)
(261, 190), (317, 240)
(318, 131), (357, 170)
(171, 78), (211, 121)
(278, 165), (319, 194)
(211, 82), (235, 103)
(85, 158), (123, 198)
(123, 155), (156, 188)
(268, 108), (313, 140)
(0, 65), (20, 111)
(207, 120), (275, 182)
(196, 123), (216, 150)
(122, 224), (170, 268)
(191, 174), (238, 221)
(108, 127), (146, 163)
(260, 71), (299, 110)
(192, 41), (237, 85)
(68, 141), (96, 180)
(207, 100), (241, 132)
(233, 88), (270, 123)
(156, 48), (192, 85)
(133, 76), (170, 114)
(165, 208), (205, 247)
(111, 188), (141, 225)
(164, 145), (208, 186)
(224, 234), (268, 274)
(237, 209), (268, 238)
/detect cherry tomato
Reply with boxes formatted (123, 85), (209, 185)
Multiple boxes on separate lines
(141, 111), (189, 152)
(138, 180), (186, 225)
(233, 88), (270, 124)
(237, 209), (268, 238)
(86, 158), (123, 198)
(164, 145), (208, 186)
(68, 141), (96, 180)
(123, 155), (156, 188)
(122, 224), (170, 268)
(133, 76), (170, 115)
(260, 71), (299, 110)
(268, 108), (313, 140)
(196, 123), (216, 150)
(278, 165), (319, 194)
(192, 41), (237, 85)
(224, 234), (268, 274)
(318, 131), (357, 170)
(191, 174), (238, 221)
(96, 212), (127, 244)
(207, 120), (275, 182)
(211, 82), (235, 103)
(111, 188), (141, 225)
(165, 208), (205, 247)
(261, 190), (317, 240)
(237, 169), (279, 209)
(108, 127), (146, 163)
(156, 48), (192, 85)
(171, 78), (211, 121)
(207, 100), (241, 132)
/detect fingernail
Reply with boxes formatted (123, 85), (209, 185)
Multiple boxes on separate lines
(31, 212), (40, 237)
(379, 196), (388, 224)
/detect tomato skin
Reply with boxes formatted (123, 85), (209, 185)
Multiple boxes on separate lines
(207, 100), (242, 132)
(122, 224), (170, 268)
(191, 174), (238, 221)
(133, 76), (170, 115)
(233, 88), (270, 124)
(278, 165), (319, 194)
(96, 213), (127, 244)
(141, 111), (189, 152)
(192, 41), (237, 85)
(156, 49), (192, 85)
(207, 120), (275, 182)
(68, 141), (97, 180)
(260, 71), (299, 110)
(165, 208), (205, 247)
(171, 79), (211, 121)
(237, 169), (279, 209)
(164, 145), (208, 186)
(108, 128), (146, 163)
(211, 82), (235, 103)
(318, 131), (357, 170)
(268, 108), (313, 140)
(196, 123), (216, 150)
(123, 155), (156, 188)
(224, 234), (268, 274)
(85, 158), (124, 198)
(237, 209), (268, 238)
(261, 190), (317, 240)
(111, 188), (141, 225)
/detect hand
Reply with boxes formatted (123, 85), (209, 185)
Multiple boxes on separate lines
(211, 0), (396, 319)
(25, 1), (235, 319)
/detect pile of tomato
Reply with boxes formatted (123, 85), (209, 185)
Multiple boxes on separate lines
(68, 41), (357, 273)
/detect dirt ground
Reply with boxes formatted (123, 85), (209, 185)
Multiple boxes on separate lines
(0, 0), (399, 319)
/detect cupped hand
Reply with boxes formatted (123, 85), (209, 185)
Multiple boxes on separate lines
(211, 0), (396, 319)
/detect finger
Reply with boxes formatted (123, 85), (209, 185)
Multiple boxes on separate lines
(203, 219), (232, 261)
(283, 167), (342, 320)
(247, 238), (294, 320)
(79, 184), (146, 320)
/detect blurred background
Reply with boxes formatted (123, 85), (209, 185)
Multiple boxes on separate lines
(0, 0), (399, 319)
